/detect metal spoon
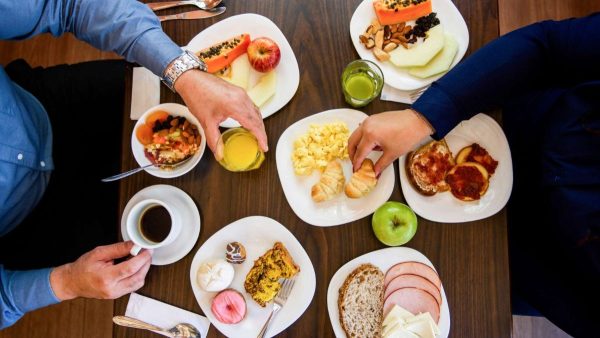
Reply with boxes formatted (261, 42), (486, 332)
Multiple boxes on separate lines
(113, 316), (201, 338)
(147, 0), (223, 12)
(101, 156), (193, 182)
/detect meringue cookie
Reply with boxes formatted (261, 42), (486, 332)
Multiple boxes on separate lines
(197, 258), (235, 292)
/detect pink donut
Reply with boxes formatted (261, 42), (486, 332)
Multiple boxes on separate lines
(211, 289), (247, 324)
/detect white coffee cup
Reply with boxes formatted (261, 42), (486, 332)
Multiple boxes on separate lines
(126, 198), (182, 256)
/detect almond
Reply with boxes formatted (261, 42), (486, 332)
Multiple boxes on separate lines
(373, 47), (389, 61)
(383, 42), (398, 52)
(375, 30), (384, 50)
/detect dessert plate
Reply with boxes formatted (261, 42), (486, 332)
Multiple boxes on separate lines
(186, 13), (300, 128)
(399, 113), (513, 223)
(121, 184), (201, 265)
(276, 108), (395, 227)
(189, 216), (316, 338)
(327, 247), (450, 338)
(349, 0), (469, 91)
(131, 103), (206, 179)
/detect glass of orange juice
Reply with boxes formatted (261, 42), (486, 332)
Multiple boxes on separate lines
(218, 128), (265, 171)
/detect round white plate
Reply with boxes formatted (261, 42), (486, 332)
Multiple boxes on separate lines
(349, 0), (470, 91)
(185, 13), (300, 128)
(131, 103), (206, 179)
(399, 113), (513, 223)
(121, 184), (201, 265)
(189, 216), (316, 338)
(275, 108), (395, 227)
(327, 247), (450, 338)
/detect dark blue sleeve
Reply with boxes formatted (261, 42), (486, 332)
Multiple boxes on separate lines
(412, 13), (600, 137)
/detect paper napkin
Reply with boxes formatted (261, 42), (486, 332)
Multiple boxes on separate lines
(380, 83), (414, 104)
(130, 67), (160, 120)
(125, 292), (211, 337)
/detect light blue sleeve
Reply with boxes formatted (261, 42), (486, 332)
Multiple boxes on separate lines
(0, 265), (59, 329)
(0, 0), (182, 76)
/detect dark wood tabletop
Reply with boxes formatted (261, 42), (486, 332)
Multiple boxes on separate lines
(114, 0), (511, 337)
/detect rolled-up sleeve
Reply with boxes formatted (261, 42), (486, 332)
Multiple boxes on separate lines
(0, 265), (59, 329)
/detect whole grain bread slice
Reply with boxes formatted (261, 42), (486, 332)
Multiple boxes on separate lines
(338, 263), (384, 338)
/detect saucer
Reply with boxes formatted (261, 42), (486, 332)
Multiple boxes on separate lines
(121, 184), (201, 265)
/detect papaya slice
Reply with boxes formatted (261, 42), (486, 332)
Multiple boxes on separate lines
(373, 0), (432, 25)
(196, 34), (251, 73)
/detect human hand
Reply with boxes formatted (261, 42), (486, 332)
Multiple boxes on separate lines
(348, 109), (433, 176)
(175, 69), (268, 160)
(50, 241), (152, 301)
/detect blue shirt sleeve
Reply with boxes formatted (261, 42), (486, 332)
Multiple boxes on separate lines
(0, 265), (59, 329)
(0, 0), (182, 76)
(413, 13), (600, 138)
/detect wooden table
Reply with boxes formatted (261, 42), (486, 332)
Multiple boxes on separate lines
(115, 0), (511, 337)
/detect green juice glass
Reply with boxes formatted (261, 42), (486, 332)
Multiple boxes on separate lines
(341, 59), (384, 108)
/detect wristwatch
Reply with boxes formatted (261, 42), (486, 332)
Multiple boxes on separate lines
(162, 50), (207, 92)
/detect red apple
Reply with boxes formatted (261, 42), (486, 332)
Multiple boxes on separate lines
(247, 37), (281, 72)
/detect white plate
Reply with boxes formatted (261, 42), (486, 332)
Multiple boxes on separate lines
(399, 113), (513, 223)
(121, 184), (201, 265)
(189, 216), (316, 338)
(349, 0), (470, 91)
(275, 109), (395, 227)
(327, 247), (450, 338)
(186, 13), (300, 128)
(131, 103), (206, 179)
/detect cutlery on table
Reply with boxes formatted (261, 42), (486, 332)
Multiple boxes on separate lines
(101, 156), (193, 182)
(147, 0), (223, 11)
(113, 316), (201, 338)
(157, 7), (226, 21)
(257, 277), (296, 338)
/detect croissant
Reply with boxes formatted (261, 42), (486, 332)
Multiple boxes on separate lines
(311, 160), (345, 202)
(345, 159), (378, 198)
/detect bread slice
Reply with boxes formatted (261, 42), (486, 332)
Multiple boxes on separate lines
(338, 263), (384, 338)
(405, 139), (455, 196)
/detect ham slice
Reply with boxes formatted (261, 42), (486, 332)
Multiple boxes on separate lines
(384, 274), (442, 306)
(383, 287), (440, 323)
(384, 261), (441, 291)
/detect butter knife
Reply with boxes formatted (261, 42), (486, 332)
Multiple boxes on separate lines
(158, 6), (225, 21)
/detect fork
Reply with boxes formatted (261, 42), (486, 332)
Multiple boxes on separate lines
(409, 85), (430, 103)
(147, 0), (221, 12)
(257, 278), (296, 338)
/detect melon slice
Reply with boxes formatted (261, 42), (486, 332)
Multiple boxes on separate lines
(247, 71), (276, 107)
(374, 0), (432, 25)
(196, 34), (251, 73)
(389, 25), (445, 67)
(217, 53), (251, 89)
(409, 33), (458, 78)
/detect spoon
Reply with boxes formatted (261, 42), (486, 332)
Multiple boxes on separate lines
(101, 156), (193, 182)
(113, 316), (201, 338)
(147, 0), (223, 12)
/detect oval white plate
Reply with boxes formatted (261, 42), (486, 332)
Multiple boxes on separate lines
(131, 103), (206, 178)
(399, 113), (513, 223)
(189, 216), (316, 338)
(327, 247), (450, 338)
(186, 13), (300, 128)
(275, 109), (395, 227)
(349, 0), (470, 91)
(121, 184), (201, 265)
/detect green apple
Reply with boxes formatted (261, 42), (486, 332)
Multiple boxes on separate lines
(372, 202), (418, 246)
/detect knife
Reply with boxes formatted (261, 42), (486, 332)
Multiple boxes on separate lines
(158, 6), (225, 21)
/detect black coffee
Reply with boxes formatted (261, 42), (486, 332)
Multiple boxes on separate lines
(139, 205), (171, 243)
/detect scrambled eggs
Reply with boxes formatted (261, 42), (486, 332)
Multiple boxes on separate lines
(292, 121), (350, 175)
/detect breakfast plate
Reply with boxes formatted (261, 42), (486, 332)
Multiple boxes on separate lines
(131, 103), (206, 179)
(275, 108), (395, 227)
(121, 184), (201, 265)
(399, 113), (513, 223)
(327, 247), (450, 338)
(186, 13), (300, 128)
(349, 0), (469, 91)
(189, 216), (316, 338)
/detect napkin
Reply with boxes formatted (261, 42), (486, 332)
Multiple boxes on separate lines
(125, 292), (211, 337)
(380, 83), (414, 104)
(130, 67), (161, 120)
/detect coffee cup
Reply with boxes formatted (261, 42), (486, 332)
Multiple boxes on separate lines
(126, 198), (182, 256)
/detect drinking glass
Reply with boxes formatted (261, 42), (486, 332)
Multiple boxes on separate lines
(341, 59), (384, 108)
(217, 127), (265, 172)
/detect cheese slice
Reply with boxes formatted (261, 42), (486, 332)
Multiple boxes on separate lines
(404, 319), (437, 338)
(406, 312), (440, 335)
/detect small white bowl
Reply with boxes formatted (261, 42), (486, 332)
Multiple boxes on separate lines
(131, 103), (206, 178)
